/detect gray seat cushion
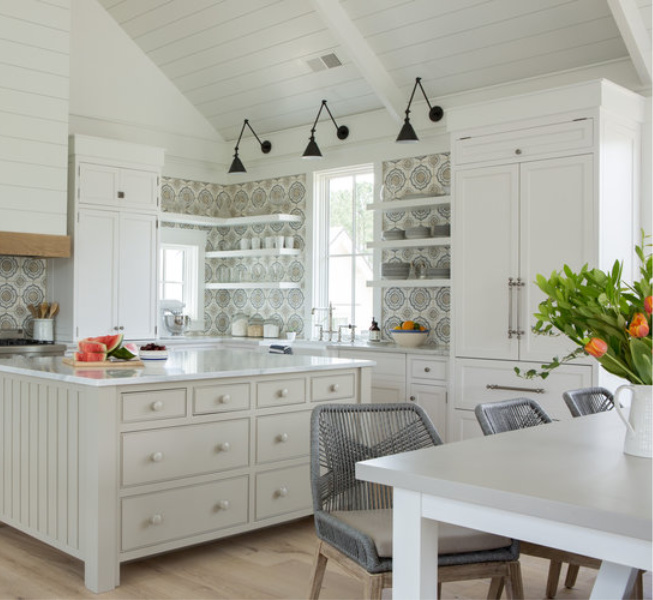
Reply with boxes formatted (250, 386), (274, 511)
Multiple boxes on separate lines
(332, 509), (511, 558)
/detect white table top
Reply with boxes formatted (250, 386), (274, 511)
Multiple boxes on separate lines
(357, 411), (652, 543)
(0, 348), (374, 387)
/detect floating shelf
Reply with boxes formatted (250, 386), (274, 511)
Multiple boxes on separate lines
(206, 248), (301, 259)
(367, 237), (451, 249)
(367, 279), (451, 288)
(206, 282), (300, 290)
(160, 212), (302, 227)
(366, 195), (450, 212)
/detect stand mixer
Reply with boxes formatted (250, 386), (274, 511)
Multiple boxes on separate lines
(160, 299), (190, 336)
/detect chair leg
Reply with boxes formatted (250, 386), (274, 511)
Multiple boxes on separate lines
(363, 573), (385, 600)
(307, 541), (328, 600)
(438, 582), (442, 598)
(630, 570), (644, 600)
(545, 560), (563, 599)
(487, 576), (504, 599)
(564, 563), (580, 588)
(506, 561), (524, 600)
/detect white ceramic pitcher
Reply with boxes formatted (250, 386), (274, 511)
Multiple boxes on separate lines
(614, 385), (653, 458)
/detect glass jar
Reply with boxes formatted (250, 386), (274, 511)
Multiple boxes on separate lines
(263, 318), (280, 338)
(231, 313), (248, 337)
(247, 316), (264, 338)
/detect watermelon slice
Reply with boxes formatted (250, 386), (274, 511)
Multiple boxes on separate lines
(74, 352), (107, 362)
(83, 334), (123, 354)
(78, 340), (107, 353)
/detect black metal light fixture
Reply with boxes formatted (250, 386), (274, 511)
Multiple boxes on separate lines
(396, 77), (443, 143)
(228, 119), (272, 173)
(302, 99), (349, 159)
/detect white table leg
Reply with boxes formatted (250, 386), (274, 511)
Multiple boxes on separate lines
(590, 561), (638, 600)
(393, 488), (440, 600)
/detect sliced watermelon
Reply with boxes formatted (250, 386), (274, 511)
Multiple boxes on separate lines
(78, 340), (107, 353)
(74, 352), (107, 362)
(83, 334), (123, 353)
(110, 346), (137, 360)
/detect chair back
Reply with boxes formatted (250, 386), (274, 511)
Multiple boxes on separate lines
(563, 387), (614, 417)
(310, 403), (441, 514)
(475, 397), (552, 435)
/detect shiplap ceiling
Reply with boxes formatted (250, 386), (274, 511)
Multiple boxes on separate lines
(97, 0), (652, 142)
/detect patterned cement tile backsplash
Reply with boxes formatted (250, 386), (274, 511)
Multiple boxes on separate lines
(0, 256), (47, 332)
(380, 153), (451, 345)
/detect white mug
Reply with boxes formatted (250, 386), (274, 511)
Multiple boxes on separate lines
(264, 237), (275, 249)
(285, 236), (294, 249)
(251, 237), (261, 250)
(276, 235), (285, 249)
(239, 239), (250, 250)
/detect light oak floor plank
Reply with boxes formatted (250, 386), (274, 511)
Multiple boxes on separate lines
(0, 519), (649, 599)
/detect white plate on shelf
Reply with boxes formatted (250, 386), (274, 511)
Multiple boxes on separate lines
(139, 350), (169, 360)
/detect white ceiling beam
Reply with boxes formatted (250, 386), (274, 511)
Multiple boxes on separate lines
(309, 0), (405, 122)
(606, 0), (652, 85)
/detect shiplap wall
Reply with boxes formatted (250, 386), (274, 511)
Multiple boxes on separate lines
(0, 0), (70, 235)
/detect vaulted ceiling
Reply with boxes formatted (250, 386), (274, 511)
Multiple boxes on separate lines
(97, 0), (652, 142)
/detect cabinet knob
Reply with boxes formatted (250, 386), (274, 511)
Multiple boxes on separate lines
(117, 191), (125, 199)
(219, 394), (230, 404)
(149, 514), (163, 525)
(217, 500), (230, 511)
(151, 400), (164, 411)
(515, 148), (522, 155)
(277, 432), (289, 443)
(218, 442), (231, 452)
(424, 367), (431, 373)
(150, 451), (164, 462)
(330, 383), (339, 392)
(276, 486), (289, 498)
(119, 325), (124, 331)
(279, 388), (289, 398)
(113, 326), (119, 331)
(409, 396), (416, 401)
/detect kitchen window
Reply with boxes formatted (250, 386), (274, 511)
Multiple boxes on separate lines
(313, 166), (374, 334)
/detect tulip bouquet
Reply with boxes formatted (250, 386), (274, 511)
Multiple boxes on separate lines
(517, 233), (652, 385)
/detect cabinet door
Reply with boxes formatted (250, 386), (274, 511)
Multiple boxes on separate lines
(450, 409), (484, 442)
(78, 164), (119, 207)
(119, 168), (158, 210)
(118, 212), (157, 339)
(519, 155), (594, 362)
(409, 384), (447, 441)
(75, 209), (118, 339)
(454, 164), (520, 360)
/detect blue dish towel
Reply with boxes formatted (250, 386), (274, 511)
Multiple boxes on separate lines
(269, 344), (294, 355)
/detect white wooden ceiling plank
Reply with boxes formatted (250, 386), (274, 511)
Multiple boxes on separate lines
(1, 0), (70, 31)
(96, 0), (123, 10)
(0, 38), (69, 76)
(607, 0), (652, 84)
(147, 0), (300, 65)
(341, 0), (416, 20)
(0, 11), (69, 54)
(104, 0), (173, 25)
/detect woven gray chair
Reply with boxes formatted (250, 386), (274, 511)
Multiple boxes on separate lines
(308, 403), (524, 600)
(563, 387), (614, 417)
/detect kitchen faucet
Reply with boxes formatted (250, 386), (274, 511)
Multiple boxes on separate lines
(311, 303), (337, 341)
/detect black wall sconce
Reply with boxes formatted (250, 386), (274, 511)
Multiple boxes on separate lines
(396, 77), (443, 143)
(228, 119), (272, 173)
(302, 99), (349, 159)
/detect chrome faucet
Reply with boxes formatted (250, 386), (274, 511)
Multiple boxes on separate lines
(338, 324), (356, 343)
(311, 303), (337, 341)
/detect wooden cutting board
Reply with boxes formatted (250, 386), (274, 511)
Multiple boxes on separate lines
(62, 357), (145, 368)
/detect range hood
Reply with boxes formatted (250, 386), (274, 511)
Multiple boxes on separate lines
(0, 231), (71, 258)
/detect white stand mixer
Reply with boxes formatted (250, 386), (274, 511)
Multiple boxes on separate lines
(160, 299), (190, 336)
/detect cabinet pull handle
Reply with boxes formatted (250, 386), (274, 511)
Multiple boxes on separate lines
(515, 277), (525, 339)
(279, 388), (289, 398)
(508, 278), (514, 339)
(330, 383), (339, 392)
(117, 191), (125, 199)
(218, 442), (231, 452)
(150, 451), (164, 462)
(151, 400), (163, 411)
(515, 148), (522, 155)
(486, 384), (545, 394)
(149, 514), (163, 525)
(424, 367), (431, 373)
(277, 432), (289, 443)
(219, 394), (230, 404)
(217, 500), (230, 511)
(276, 486), (288, 498)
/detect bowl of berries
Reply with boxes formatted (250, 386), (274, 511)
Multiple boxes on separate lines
(390, 321), (429, 348)
(139, 343), (169, 360)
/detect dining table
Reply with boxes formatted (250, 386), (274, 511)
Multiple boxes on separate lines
(356, 410), (652, 599)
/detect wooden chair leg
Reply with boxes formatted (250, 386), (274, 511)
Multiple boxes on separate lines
(363, 573), (385, 600)
(630, 570), (644, 600)
(487, 576), (504, 599)
(307, 541), (328, 600)
(545, 560), (563, 599)
(564, 563), (580, 588)
(438, 582), (442, 598)
(507, 561), (525, 600)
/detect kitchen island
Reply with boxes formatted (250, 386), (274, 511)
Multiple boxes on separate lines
(0, 349), (372, 592)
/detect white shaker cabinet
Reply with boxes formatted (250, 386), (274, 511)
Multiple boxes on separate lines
(79, 163), (159, 211)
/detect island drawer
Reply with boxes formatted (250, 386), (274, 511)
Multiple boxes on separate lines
(256, 411), (310, 464)
(121, 475), (248, 551)
(194, 382), (250, 414)
(255, 464), (311, 521)
(311, 371), (356, 402)
(408, 358), (447, 382)
(256, 377), (305, 408)
(121, 388), (187, 423)
(122, 419), (249, 486)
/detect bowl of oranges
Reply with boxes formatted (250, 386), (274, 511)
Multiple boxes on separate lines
(390, 321), (429, 348)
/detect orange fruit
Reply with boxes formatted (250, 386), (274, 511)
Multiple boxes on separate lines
(402, 320), (415, 330)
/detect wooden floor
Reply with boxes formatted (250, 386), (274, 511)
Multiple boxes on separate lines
(0, 518), (649, 600)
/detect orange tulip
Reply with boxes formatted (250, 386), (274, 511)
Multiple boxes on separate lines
(628, 313), (650, 338)
(645, 296), (652, 315)
(584, 338), (608, 358)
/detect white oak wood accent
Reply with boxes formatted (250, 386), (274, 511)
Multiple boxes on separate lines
(0, 231), (71, 258)
(366, 195), (451, 212)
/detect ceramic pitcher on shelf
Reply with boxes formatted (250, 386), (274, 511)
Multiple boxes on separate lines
(614, 385), (653, 458)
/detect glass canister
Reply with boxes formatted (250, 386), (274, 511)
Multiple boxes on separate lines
(263, 317), (280, 338)
(231, 313), (248, 337)
(247, 316), (264, 338)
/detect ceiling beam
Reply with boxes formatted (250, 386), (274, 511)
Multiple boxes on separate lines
(309, 0), (405, 122)
(606, 0), (652, 85)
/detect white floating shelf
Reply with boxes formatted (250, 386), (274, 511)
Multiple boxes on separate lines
(367, 279), (451, 288)
(206, 248), (301, 259)
(160, 213), (302, 227)
(206, 282), (300, 290)
(366, 195), (450, 212)
(367, 237), (451, 249)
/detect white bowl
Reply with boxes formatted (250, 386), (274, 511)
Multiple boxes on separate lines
(139, 349), (169, 360)
(390, 329), (429, 348)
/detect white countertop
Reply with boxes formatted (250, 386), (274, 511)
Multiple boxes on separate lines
(0, 348), (374, 387)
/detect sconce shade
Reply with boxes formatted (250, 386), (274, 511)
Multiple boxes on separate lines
(302, 136), (323, 159)
(396, 119), (419, 143)
(301, 100), (349, 159)
(396, 77), (443, 143)
(227, 119), (271, 173)
(228, 153), (246, 173)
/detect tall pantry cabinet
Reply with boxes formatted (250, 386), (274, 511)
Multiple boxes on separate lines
(447, 80), (645, 439)
(50, 135), (164, 342)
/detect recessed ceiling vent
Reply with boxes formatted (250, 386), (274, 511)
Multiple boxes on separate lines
(306, 52), (343, 72)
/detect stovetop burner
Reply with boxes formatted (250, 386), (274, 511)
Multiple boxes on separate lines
(0, 338), (55, 346)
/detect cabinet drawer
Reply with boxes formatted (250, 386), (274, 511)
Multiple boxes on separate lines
(455, 119), (593, 165)
(256, 411), (310, 464)
(255, 464), (311, 520)
(121, 388), (187, 423)
(194, 382), (250, 414)
(338, 350), (404, 378)
(311, 371), (356, 402)
(409, 358), (447, 382)
(256, 377), (305, 408)
(122, 419), (249, 486)
(121, 476), (248, 551)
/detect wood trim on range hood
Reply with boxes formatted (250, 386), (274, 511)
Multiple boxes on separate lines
(0, 231), (71, 258)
